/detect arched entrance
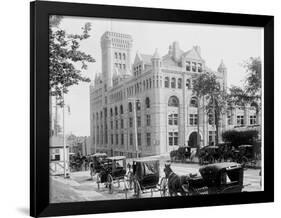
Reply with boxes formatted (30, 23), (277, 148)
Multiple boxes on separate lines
(188, 131), (201, 148)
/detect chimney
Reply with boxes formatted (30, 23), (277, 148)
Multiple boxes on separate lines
(172, 41), (180, 62)
(193, 45), (201, 56)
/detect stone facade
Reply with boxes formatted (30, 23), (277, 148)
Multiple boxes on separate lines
(89, 31), (261, 157)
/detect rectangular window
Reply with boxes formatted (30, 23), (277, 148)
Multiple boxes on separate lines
(208, 131), (216, 145)
(115, 120), (118, 129)
(168, 114), (173, 125)
(168, 132), (178, 146)
(250, 115), (257, 125)
(115, 134), (118, 145)
(146, 133), (151, 146)
(137, 133), (141, 146)
(146, 115), (151, 126)
(121, 119), (124, 129)
(174, 114), (178, 125)
(121, 133), (124, 145)
(123, 64), (126, 70)
(168, 132), (173, 146)
(137, 116), (141, 127)
(129, 117), (133, 128)
(111, 134), (113, 145)
(237, 115), (244, 125)
(129, 133), (133, 145)
(189, 114), (198, 125)
(168, 114), (178, 125)
(111, 121), (113, 129)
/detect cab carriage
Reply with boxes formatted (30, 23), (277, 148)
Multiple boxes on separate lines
(89, 153), (107, 179)
(96, 156), (131, 197)
(131, 159), (168, 198)
(183, 162), (246, 195)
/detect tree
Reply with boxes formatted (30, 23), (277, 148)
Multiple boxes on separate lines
(192, 72), (227, 146)
(228, 57), (261, 110)
(49, 15), (95, 106)
(244, 57), (261, 97)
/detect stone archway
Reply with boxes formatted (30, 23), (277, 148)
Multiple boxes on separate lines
(188, 131), (201, 148)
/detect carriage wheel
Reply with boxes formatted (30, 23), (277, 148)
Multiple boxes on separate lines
(159, 177), (168, 197)
(96, 173), (101, 190)
(123, 178), (129, 199)
(133, 180), (141, 198)
(107, 174), (114, 194)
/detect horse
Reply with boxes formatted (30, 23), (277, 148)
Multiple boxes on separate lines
(163, 163), (189, 196)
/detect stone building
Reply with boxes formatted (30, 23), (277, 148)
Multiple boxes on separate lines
(89, 31), (261, 157)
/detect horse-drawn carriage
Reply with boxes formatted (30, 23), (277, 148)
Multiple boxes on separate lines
(198, 145), (220, 165)
(89, 153), (107, 179)
(96, 156), (130, 196)
(164, 162), (246, 196)
(131, 159), (168, 198)
(170, 146), (194, 162)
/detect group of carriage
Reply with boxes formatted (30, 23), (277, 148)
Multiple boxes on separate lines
(198, 144), (257, 166)
(170, 143), (257, 167)
(89, 153), (247, 198)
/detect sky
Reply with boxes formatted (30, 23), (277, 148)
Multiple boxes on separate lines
(53, 16), (263, 136)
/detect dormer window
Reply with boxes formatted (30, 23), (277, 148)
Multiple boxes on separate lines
(192, 62), (196, 72)
(186, 61), (191, 71)
(198, 63), (202, 72)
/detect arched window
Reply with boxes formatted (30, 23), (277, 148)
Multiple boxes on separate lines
(177, 78), (182, 89)
(171, 78), (176, 88)
(164, 77), (170, 88)
(120, 105), (123, 114)
(145, 97), (150, 108)
(115, 106), (118, 115)
(251, 102), (258, 110)
(186, 79), (191, 89)
(128, 102), (133, 112)
(168, 96), (179, 107)
(190, 97), (198, 107)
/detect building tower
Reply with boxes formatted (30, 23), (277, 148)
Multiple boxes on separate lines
(218, 59), (227, 91)
(151, 48), (161, 72)
(100, 31), (133, 89)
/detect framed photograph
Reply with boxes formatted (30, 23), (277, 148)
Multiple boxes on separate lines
(30, 1), (274, 217)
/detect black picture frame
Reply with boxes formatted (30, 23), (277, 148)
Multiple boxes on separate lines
(30, 1), (274, 217)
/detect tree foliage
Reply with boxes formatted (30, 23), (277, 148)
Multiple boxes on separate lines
(49, 15), (95, 106)
(228, 57), (261, 107)
(244, 57), (261, 96)
(192, 72), (227, 145)
(222, 129), (259, 147)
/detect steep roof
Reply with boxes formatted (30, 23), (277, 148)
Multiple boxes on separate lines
(183, 47), (203, 60)
(140, 54), (152, 64)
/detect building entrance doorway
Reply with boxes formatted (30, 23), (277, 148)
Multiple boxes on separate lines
(188, 131), (200, 148)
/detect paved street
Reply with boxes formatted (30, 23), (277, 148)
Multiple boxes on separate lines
(50, 156), (262, 203)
